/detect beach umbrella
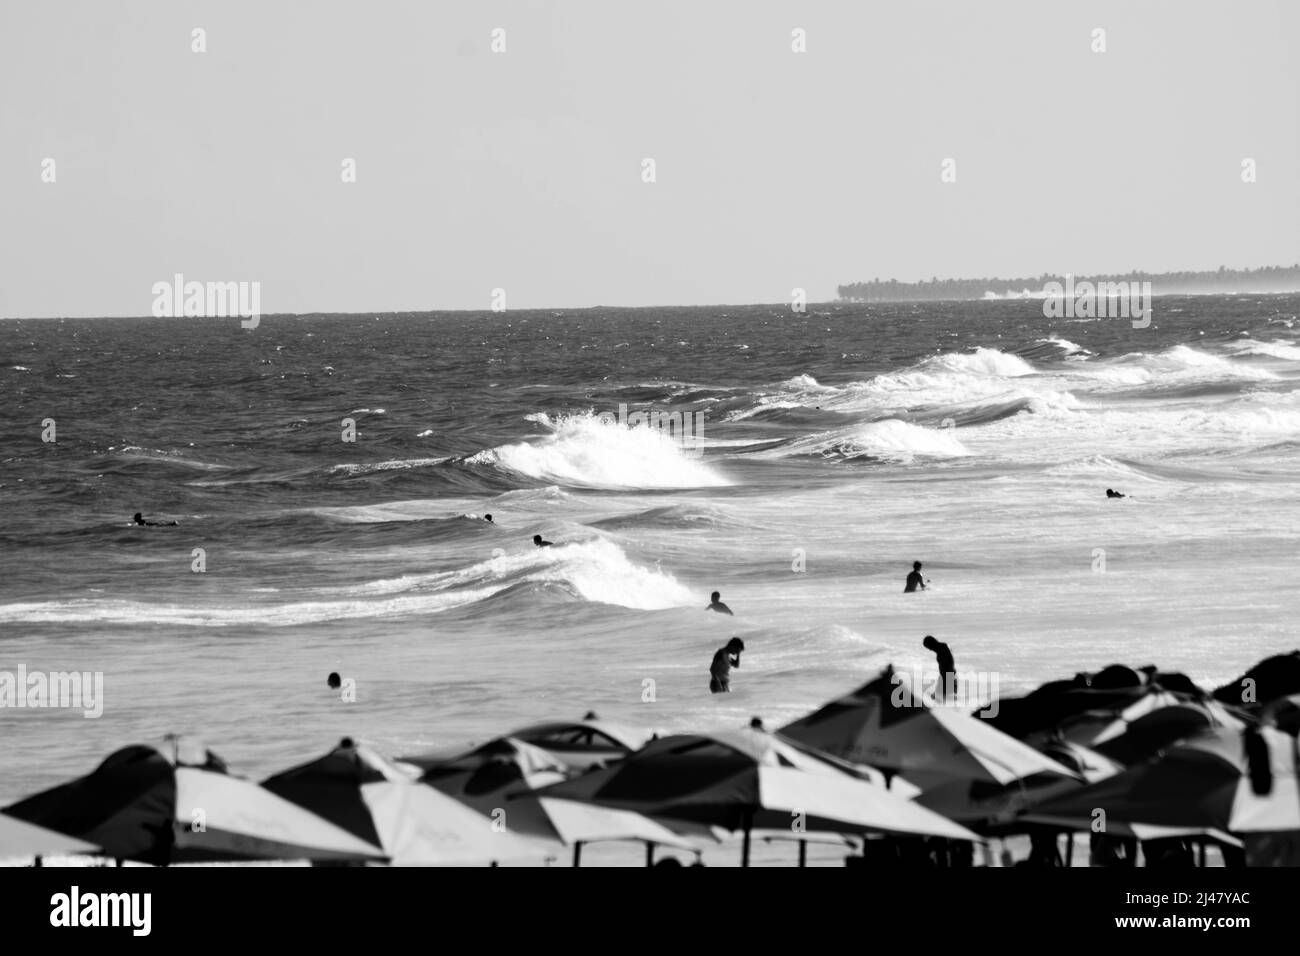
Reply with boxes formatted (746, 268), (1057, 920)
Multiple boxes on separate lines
(0, 812), (99, 863)
(1261, 693), (1300, 736)
(263, 738), (552, 865)
(1023, 725), (1300, 836)
(4, 737), (383, 865)
(916, 738), (1123, 828)
(780, 667), (1077, 788)
(535, 724), (978, 866)
(990, 682), (1156, 741)
(1052, 690), (1244, 755)
(419, 736), (701, 865)
(1213, 651), (1300, 708)
(406, 712), (653, 772)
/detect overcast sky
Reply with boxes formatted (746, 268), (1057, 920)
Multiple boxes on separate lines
(1, 0), (1296, 317)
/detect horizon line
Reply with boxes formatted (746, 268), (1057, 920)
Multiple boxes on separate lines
(5, 287), (1300, 322)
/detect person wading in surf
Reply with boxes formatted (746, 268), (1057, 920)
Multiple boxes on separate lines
(706, 591), (733, 615)
(710, 637), (744, 693)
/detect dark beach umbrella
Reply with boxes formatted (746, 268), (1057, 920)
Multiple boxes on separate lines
(535, 724), (977, 866)
(1262, 694), (1300, 736)
(1213, 651), (1300, 708)
(263, 738), (551, 865)
(916, 739), (1123, 829)
(5, 737), (382, 865)
(780, 667), (1076, 788)
(419, 736), (699, 865)
(506, 715), (654, 771)
(1090, 703), (1243, 767)
(1024, 726), (1300, 835)
(404, 713), (652, 773)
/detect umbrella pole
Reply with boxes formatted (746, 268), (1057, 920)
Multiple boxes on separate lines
(1065, 831), (1074, 867)
(645, 842), (654, 867)
(798, 840), (807, 868)
(741, 812), (753, 868)
(573, 842), (582, 868)
(33, 855), (42, 868)
(1197, 840), (1206, 868)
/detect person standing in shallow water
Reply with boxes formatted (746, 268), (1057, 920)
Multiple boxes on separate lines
(904, 561), (927, 592)
(710, 637), (744, 693)
(923, 635), (956, 701)
(706, 591), (733, 615)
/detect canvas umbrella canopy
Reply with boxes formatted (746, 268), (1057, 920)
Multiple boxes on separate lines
(1212, 651), (1300, 708)
(1023, 725), (1300, 835)
(4, 737), (383, 865)
(1051, 689), (1244, 753)
(0, 811), (99, 862)
(1261, 693), (1300, 736)
(419, 736), (702, 865)
(780, 667), (1077, 788)
(404, 713), (652, 773)
(506, 713), (654, 771)
(916, 738), (1123, 829)
(989, 681), (1150, 741)
(262, 737), (552, 865)
(534, 724), (978, 866)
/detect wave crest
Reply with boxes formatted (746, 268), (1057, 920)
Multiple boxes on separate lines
(466, 412), (728, 489)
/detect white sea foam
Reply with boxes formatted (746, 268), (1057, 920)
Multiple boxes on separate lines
(0, 538), (693, 624)
(467, 412), (728, 489)
(1225, 339), (1300, 361)
(327, 457), (449, 477)
(764, 419), (971, 462)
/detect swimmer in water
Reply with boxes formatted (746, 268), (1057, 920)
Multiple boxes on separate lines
(484, 513), (493, 523)
(904, 561), (927, 593)
(709, 637), (745, 693)
(327, 672), (341, 690)
(533, 534), (553, 547)
(133, 512), (178, 527)
(706, 591), (733, 615)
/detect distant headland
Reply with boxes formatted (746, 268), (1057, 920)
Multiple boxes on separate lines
(837, 265), (1300, 303)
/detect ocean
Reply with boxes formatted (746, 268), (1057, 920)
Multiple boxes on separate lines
(2, 295), (1299, 806)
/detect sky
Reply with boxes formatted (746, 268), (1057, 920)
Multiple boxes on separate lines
(1, 0), (1297, 316)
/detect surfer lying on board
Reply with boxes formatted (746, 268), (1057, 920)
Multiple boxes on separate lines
(533, 534), (553, 547)
(133, 512), (178, 527)
(1106, 488), (1126, 499)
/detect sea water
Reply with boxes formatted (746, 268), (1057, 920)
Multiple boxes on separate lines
(2, 296), (1298, 804)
